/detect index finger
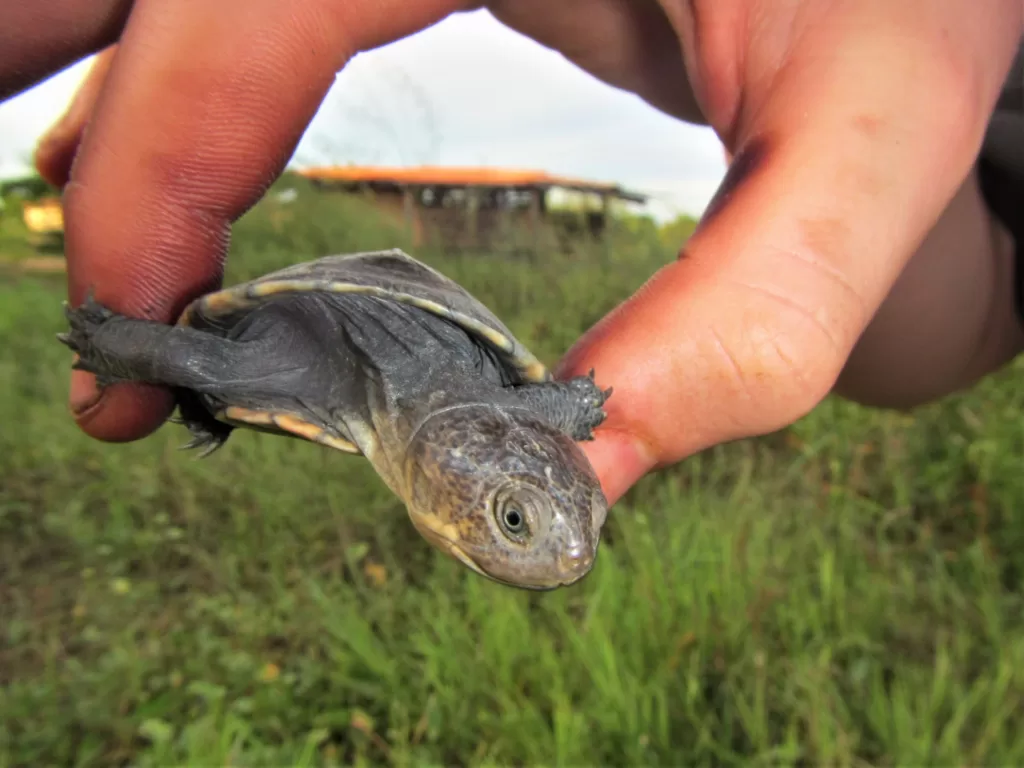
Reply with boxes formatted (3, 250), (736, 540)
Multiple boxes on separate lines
(63, 0), (466, 441)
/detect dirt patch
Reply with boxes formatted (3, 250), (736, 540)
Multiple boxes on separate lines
(0, 255), (66, 275)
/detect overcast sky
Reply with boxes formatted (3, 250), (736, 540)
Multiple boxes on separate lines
(0, 9), (726, 220)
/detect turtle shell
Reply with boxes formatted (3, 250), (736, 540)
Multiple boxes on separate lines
(175, 249), (550, 452)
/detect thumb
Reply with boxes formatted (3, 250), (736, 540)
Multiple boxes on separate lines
(558, 8), (1022, 505)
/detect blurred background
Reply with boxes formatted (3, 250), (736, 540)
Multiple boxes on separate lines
(2, 8), (1023, 767)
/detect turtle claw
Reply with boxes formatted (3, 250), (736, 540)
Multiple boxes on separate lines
(564, 372), (613, 441)
(173, 397), (233, 459)
(60, 291), (126, 388)
(178, 431), (228, 458)
(196, 442), (225, 459)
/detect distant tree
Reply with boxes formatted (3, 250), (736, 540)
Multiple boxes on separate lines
(0, 172), (54, 201)
(659, 214), (699, 248)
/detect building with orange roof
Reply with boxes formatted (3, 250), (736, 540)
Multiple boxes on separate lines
(296, 165), (647, 251)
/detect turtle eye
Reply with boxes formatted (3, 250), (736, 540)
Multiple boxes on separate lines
(497, 502), (529, 539)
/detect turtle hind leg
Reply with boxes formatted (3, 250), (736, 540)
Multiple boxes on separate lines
(58, 292), (131, 388)
(171, 389), (234, 458)
(511, 369), (613, 441)
(59, 291), (258, 392)
(59, 293), (248, 456)
(59, 291), (181, 388)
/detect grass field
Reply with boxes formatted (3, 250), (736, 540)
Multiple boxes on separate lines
(2, 177), (1024, 766)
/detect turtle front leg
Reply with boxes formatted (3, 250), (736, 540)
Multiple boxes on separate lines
(510, 370), (613, 441)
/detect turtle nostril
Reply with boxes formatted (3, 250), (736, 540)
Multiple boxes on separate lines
(560, 542), (591, 573)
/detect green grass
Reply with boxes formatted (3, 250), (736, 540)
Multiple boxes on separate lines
(2, 176), (1023, 766)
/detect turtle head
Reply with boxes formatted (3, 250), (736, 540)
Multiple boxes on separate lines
(403, 404), (607, 590)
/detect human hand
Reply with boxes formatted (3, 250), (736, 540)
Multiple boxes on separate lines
(7, 0), (472, 443)
(536, 0), (1024, 504)
(8, 0), (1022, 507)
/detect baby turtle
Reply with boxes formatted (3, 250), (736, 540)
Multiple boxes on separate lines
(59, 250), (612, 590)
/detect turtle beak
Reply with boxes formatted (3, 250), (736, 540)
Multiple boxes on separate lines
(437, 533), (583, 591)
(548, 534), (595, 587)
(557, 541), (593, 582)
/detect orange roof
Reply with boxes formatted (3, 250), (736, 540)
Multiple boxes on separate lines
(296, 165), (646, 201)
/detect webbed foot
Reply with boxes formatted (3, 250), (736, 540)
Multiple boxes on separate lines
(562, 369), (613, 441)
(57, 292), (127, 389)
(512, 368), (613, 442)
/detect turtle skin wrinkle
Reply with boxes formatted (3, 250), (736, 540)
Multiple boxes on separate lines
(59, 250), (613, 591)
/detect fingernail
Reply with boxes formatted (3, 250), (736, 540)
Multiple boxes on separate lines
(70, 370), (103, 415)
